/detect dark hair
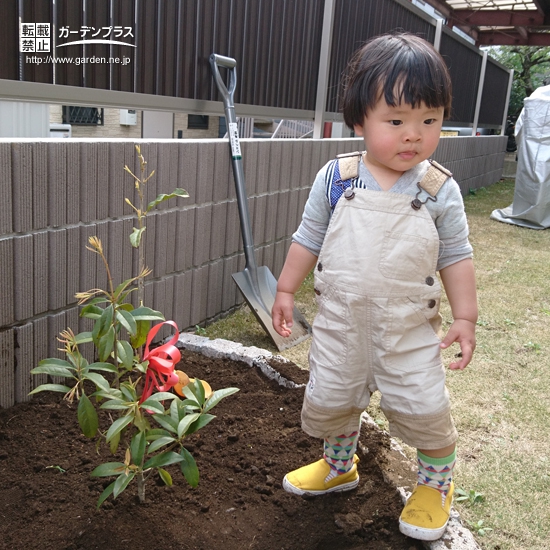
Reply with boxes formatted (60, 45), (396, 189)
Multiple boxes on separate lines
(341, 33), (452, 128)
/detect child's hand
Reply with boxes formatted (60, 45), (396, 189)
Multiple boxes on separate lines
(272, 291), (295, 338)
(440, 319), (476, 370)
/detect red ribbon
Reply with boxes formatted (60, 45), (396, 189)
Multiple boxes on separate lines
(139, 321), (181, 405)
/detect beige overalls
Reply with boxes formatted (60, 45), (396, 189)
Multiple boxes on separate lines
(301, 155), (458, 450)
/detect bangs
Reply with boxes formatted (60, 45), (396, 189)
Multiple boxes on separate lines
(380, 47), (450, 111)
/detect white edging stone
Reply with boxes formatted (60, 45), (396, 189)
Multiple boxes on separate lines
(176, 333), (481, 550)
(177, 333), (304, 389)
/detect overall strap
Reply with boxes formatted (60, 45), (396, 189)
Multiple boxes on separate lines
(336, 151), (363, 181)
(335, 153), (452, 197)
(420, 160), (453, 197)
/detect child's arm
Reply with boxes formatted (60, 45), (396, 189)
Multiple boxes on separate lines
(439, 258), (478, 370)
(272, 243), (318, 338)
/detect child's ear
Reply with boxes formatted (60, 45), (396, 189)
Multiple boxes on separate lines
(353, 124), (364, 137)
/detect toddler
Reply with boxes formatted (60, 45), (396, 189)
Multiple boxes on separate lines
(272, 33), (477, 542)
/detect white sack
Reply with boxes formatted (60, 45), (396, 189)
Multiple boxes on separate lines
(491, 85), (550, 229)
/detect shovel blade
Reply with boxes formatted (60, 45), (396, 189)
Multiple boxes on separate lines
(233, 266), (311, 351)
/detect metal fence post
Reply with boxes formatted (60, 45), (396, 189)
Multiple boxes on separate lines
(313, 0), (335, 140)
(472, 50), (488, 136)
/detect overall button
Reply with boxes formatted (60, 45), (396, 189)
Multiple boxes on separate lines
(425, 276), (435, 286)
(411, 198), (422, 210)
(317, 262), (323, 272)
(427, 299), (437, 308)
(344, 188), (355, 200)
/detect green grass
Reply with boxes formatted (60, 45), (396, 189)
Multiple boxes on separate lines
(204, 179), (550, 550)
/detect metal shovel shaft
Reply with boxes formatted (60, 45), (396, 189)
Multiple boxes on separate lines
(209, 53), (311, 350)
(210, 54), (257, 273)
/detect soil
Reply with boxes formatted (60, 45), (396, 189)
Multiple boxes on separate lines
(0, 349), (424, 550)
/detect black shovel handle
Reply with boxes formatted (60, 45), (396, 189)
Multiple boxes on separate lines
(210, 53), (257, 272)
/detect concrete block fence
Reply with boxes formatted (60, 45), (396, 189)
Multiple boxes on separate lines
(0, 135), (506, 407)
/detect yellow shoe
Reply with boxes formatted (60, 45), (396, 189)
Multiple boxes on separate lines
(282, 455), (359, 496)
(399, 482), (454, 541)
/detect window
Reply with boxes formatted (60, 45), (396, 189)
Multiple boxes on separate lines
(187, 114), (209, 130)
(62, 106), (104, 125)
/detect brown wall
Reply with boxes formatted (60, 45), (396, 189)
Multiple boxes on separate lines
(0, 135), (507, 407)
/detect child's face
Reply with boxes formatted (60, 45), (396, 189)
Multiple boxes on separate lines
(353, 96), (444, 178)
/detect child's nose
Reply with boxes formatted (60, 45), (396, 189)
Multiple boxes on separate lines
(404, 128), (422, 142)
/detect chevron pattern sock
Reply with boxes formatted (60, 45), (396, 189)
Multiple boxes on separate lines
(323, 431), (359, 482)
(417, 449), (456, 495)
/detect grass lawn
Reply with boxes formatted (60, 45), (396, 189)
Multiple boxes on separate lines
(204, 178), (550, 550)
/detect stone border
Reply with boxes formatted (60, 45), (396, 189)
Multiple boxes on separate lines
(176, 333), (481, 550)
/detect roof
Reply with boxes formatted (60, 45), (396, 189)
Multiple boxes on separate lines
(422, 0), (550, 45)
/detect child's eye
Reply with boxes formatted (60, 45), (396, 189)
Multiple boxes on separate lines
(424, 119), (436, 125)
(389, 120), (402, 126)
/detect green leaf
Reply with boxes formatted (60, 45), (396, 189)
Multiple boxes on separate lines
(98, 326), (116, 362)
(36, 357), (74, 368)
(88, 362), (118, 373)
(116, 340), (134, 370)
(29, 383), (72, 395)
(94, 387), (123, 400)
(170, 398), (180, 424)
(105, 415), (133, 443)
(131, 431), (146, 465)
(130, 319), (151, 349)
(80, 304), (104, 320)
(75, 331), (93, 344)
(147, 436), (176, 453)
(145, 428), (172, 440)
(116, 309), (137, 336)
(94, 305), (114, 342)
(151, 414), (178, 434)
(131, 306), (165, 322)
(84, 372), (111, 392)
(113, 471), (135, 498)
(177, 412), (201, 439)
(90, 462), (126, 477)
(129, 227), (146, 248)
(31, 365), (75, 378)
(203, 387), (240, 413)
(77, 394), (99, 438)
(100, 399), (132, 411)
(109, 430), (121, 454)
(178, 399), (201, 410)
(146, 188), (189, 212)
(187, 413), (216, 435)
(181, 385), (200, 405)
(179, 447), (199, 487)
(193, 379), (206, 405)
(138, 399), (165, 415)
(96, 481), (115, 509)
(33, 357), (75, 374)
(113, 278), (136, 301)
(158, 468), (173, 487)
(143, 392), (178, 402)
(120, 383), (137, 402)
(143, 451), (183, 470)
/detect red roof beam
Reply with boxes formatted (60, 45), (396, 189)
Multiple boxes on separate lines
(477, 31), (550, 46)
(455, 9), (544, 26)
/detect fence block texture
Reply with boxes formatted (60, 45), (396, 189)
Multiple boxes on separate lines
(0, 135), (507, 406)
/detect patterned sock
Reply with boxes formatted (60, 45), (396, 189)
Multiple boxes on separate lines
(323, 431), (359, 482)
(417, 449), (456, 495)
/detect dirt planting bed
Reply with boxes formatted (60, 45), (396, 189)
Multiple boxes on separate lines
(0, 349), (423, 550)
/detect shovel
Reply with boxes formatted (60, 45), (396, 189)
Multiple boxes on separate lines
(209, 53), (311, 351)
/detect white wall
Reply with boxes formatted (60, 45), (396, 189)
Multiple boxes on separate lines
(0, 101), (50, 137)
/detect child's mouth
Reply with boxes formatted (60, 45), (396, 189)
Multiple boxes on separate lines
(398, 151), (417, 160)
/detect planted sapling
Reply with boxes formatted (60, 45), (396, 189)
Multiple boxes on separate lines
(31, 146), (239, 506)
